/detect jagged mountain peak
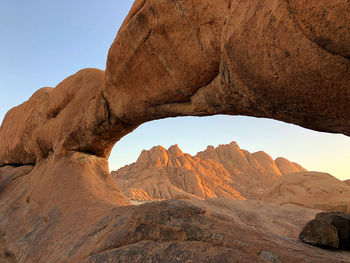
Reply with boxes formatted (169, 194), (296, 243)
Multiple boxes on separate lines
(112, 141), (306, 201)
(136, 145), (168, 167)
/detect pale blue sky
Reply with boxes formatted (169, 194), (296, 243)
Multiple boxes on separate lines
(1, 1), (349, 180)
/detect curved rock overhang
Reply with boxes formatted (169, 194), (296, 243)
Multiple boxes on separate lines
(0, 0), (349, 168)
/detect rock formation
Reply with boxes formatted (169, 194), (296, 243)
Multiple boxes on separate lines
(261, 172), (350, 213)
(3, 164), (350, 262)
(299, 212), (350, 250)
(1, 0), (349, 165)
(274, 157), (306, 175)
(299, 218), (340, 249)
(344, 179), (350, 187)
(80, 199), (349, 263)
(0, 0), (349, 262)
(112, 142), (306, 200)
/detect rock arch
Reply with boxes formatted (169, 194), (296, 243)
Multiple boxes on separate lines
(0, 0), (349, 261)
(1, 0), (349, 165)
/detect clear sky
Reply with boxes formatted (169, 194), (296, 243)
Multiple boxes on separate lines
(1, 1), (349, 180)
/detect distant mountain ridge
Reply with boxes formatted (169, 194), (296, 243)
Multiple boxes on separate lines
(111, 142), (306, 201)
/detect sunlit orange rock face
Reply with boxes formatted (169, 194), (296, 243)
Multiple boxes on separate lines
(112, 142), (305, 200)
(0, 0), (349, 262)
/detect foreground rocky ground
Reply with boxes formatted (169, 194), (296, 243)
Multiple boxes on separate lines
(82, 199), (350, 263)
(1, 165), (350, 262)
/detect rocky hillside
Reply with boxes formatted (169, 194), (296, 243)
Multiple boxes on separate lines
(112, 142), (306, 200)
(261, 172), (350, 213)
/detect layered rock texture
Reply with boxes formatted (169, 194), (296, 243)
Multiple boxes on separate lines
(112, 142), (305, 200)
(0, 0), (349, 262)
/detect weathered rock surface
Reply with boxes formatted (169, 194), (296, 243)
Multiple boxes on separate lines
(344, 179), (350, 187)
(81, 199), (349, 263)
(0, 225), (18, 263)
(0, 69), (136, 166)
(2, 164), (350, 263)
(261, 172), (350, 213)
(0, 0), (349, 262)
(299, 219), (340, 249)
(1, 0), (349, 166)
(106, 0), (350, 137)
(275, 157), (307, 175)
(299, 212), (350, 250)
(0, 164), (128, 263)
(316, 212), (350, 250)
(112, 142), (305, 200)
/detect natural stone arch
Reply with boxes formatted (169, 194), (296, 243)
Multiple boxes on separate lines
(1, 0), (349, 166)
(0, 1), (349, 261)
(0, 0), (349, 209)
